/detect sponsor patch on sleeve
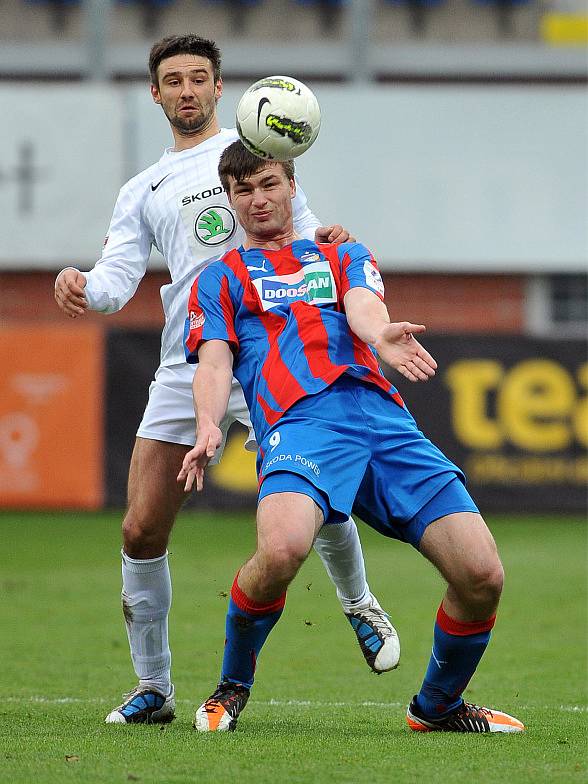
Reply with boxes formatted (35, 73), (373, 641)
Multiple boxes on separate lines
(363, 260), (384, 296)
(189, 309), (205, 330)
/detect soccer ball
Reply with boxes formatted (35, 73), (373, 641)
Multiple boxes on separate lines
(236, 75), (321, 161)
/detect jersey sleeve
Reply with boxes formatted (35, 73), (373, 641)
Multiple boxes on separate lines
(337, 242), (385, 302)
(184, 264), (239, 364)
(83, 180), (153, 313)
(291, 176), (321, 241)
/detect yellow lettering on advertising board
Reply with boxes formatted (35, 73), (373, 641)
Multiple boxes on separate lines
(445, 358), (587, 452)
(499, 360), (575, 451)
(574, 363), (588, 448)
(445, 360), (503, 449)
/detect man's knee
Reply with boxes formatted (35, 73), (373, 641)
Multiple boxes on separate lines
(459, 556), (504, 607)
(254, 491), (321, 589)
(123, 437), (189, 557)
(421, 512), (504, 609)
(256, 541), (307, 588)
(122, 507), (171, 558)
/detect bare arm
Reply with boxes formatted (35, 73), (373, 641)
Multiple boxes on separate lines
(177, 340), (234, 492)
(344, 287), (437, 382)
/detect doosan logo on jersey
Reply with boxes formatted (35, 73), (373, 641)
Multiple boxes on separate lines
(262, 273), (332, 302)
(263, 281), (307, 301)
(181, 186), (224, 206)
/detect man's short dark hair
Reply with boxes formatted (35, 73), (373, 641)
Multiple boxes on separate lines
(149, 35), (222, 85)
(218, 141), (295, 194)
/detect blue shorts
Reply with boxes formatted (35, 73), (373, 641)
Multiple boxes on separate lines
(257, 376), (479, 548)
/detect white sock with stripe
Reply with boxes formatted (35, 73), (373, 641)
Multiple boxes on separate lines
(121, 550), (172, 696)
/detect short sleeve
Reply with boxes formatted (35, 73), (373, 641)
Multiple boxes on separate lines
(338, 242), (385, 302)
(184, 264), (239, 364)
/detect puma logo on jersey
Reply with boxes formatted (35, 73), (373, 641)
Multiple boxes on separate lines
(246, 260), (269, 273)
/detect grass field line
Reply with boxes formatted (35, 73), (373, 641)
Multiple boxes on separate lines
(6, 696), (587, 713)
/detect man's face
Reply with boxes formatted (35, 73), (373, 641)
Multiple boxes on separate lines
(151, 54), (222, 135)
(228, 164), (296, 241)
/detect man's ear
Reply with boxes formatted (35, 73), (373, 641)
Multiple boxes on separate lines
(215, 79), (223, 102)
(290, 178), (296, 199)
(151, 83), (161, 105)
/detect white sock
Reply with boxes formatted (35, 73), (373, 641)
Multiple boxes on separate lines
(121, 550), (172, 696)
(313, 517), (372, 612)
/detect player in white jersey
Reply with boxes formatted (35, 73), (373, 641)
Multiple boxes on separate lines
(54, 35), (399, 725)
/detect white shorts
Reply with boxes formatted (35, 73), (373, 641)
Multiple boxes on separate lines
(137, 362), (256, 465)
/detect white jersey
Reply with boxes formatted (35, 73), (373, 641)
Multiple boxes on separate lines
(83, 128), (321, 367)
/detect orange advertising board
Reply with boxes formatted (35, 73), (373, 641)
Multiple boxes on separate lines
(0, 325), (104, 509)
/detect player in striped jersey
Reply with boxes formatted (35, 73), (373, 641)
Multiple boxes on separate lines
(54, 35), (399, 725)
(180, 142), (524, 735)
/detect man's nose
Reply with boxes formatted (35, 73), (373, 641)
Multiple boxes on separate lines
(180, 80), (196, 97)
(251, 190), (267, 205)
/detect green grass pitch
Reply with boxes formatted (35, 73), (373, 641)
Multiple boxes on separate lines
(0, 511), (586, 783)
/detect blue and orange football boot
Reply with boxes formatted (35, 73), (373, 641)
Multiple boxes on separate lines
(406, 696), (524, 733)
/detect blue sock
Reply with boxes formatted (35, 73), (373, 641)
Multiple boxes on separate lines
(221, 574), (286, 689)
(416, 604), (496, 717)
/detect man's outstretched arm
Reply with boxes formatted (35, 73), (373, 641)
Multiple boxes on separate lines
(344, 288), (437, 383)
(178, 339), (234, 492)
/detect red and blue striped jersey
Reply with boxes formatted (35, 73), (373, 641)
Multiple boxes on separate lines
(185, 239), (404, 442)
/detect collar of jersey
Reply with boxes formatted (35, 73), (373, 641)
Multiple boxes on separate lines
(164, 128), (229, 157)
(238, 239), (314, 255)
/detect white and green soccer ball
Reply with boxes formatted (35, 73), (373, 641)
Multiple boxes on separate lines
(236, 75), (321, 161)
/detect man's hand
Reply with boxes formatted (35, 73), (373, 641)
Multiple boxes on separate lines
(54, 268), (88, 318)
(177, 422), (223, 492)
(373, 322), (437, 383)
(314, 225), (355, 244)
